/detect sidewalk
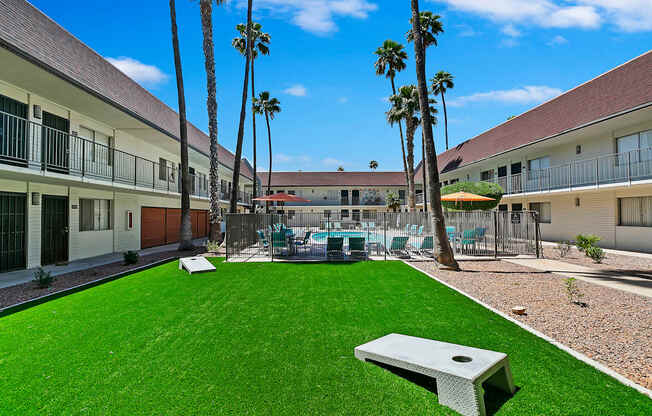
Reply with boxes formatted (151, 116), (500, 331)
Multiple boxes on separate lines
(0, 238), (207, 290)
(504, 257), (652, 298)
(541, 240), (652, 260)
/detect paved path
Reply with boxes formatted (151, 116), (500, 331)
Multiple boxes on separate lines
(541, 240), (652, 260)
(504, 258), (652, 299)
(0, 238), (207, 290)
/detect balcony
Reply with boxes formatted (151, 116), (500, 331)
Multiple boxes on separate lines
(0, 110), (252, 204)
(488, 148), (652, 195)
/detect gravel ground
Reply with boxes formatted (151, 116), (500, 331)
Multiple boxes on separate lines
(410, 259), (652, 390)
(0, 248), (203, 309)
(544, 245), (652, 275)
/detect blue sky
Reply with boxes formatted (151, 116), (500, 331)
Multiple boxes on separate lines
(33, 0), (652, 172)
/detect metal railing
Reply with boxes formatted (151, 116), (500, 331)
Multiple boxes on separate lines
(0, 110), (252, 203)
(225, 210), (539, 261)
(487, 148), (652, 195)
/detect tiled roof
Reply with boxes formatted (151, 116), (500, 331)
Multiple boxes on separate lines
(262, 171), (407, 187)
(0, 0), (253, 179)
(422, 50), (652, 175)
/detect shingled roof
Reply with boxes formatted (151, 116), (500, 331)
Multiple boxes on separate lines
(417, 50), (652, 177)
(262, 171), (407, 187)
(0, 0), (253, 179)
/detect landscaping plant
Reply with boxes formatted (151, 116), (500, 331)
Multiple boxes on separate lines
(123, 251), (139, 265)
(32, 267), (54, 288)
(575, 234), (600, 252)
(556, 241), (571, 258)
(205, 240), (221, 253)
(564, 277), (585, 305)
(586, 246), (606, 263)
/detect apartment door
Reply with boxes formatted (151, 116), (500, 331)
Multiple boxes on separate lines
(42, 111), (70, 173)
(0, 192), (26, 272)
(0, 94), (29, 166)
(41, 195), (68, 265)
(340, 190), (349, 205)
(352, 190), (360, 205)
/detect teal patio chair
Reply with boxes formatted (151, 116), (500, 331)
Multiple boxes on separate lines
(417, 236), (434, 257)
(327, 237), (344, 258)
(348, 237), (367, 260)
(410, 224), (418, 235)
(257, 230), (269, 252)
(272, 231), (289, 256)
(460, 229), (477, 252)
(361, 221), (368, 230)
(417, 225), (424, 236)
(388, 236), (410, 258)
(294, 231), (312, 252)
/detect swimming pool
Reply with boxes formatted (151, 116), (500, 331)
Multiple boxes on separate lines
(311, 231), (383, 243)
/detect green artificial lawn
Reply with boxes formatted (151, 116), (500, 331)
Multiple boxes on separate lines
(0, 259), (649, 415)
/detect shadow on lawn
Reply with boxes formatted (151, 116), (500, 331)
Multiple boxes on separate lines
(367, 359), (518, 415)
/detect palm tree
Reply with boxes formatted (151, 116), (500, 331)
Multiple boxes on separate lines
(407, 11), (444, 48)
(385, 191), (401, 212)
(387, 85), (436, 212)
(431, 71), (454, 150)
(229, 0), (253, 213)
(421, 131), (427, 210)
(233, 22), (270, 212)
(252, 91), (281, 205)
(409, 0), (458, 270)
(199, 0), (225, 242)
(337, 166), (344, 172)
(374, 40), (409, 187)
(369, 160), (378, 170)
(169, 0), (193, 250)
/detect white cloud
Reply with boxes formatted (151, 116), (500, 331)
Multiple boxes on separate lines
(547, 34), (569, 45)
(275, 153), (311, 164)
(338, 97), (348, 103)
(433, 0), (652, 32)
(501, 23), (521, 37)
(240, 0), (378, 35)
(322, 157), (344, 166)
(500, 38), (519, 47)
(105, 57), (167, 86)
(448, 86), (563, 107)
(455, 23), (478, 37)
(283, 84), (307, 97)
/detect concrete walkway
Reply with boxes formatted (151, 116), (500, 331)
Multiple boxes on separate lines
(0, 238), (207, 290)
(541, 240), (652, 260)
(504, 257), (652, 299)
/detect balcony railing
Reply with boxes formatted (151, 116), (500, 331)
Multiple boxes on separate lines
(0, 110), (252, 204)
(488, 148), (652, 195)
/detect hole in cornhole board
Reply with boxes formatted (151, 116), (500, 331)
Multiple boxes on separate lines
(452, 355), (473, 363)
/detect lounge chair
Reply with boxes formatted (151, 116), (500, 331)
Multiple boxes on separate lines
(446, 226), (456, 242)
(272, 231), (289, 256)
(460, 229), (476, 252)
(294, 231), (312, 252)
(327, 237), (344, 258)
(416, 236), (434, 257)
(257, 230), (269, 252)
(349, 237), (367, 260)
(417, 225), (424, 236)
(388, 236), (410, 258)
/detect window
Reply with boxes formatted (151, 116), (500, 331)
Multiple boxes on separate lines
(511, 203), (523, 211)
(159, 158), (168, 181)
(619, 196), (652, 227)
(398, 190), (406, 201)
(323, 210), (331, 217)
(352, 209), (360, 221)
(481, 170), (494, 181)
(529, 202), (551, 223)
(287, 190), (295, 195)
(362, 210), (372, 219)
(79, 126), (111, 164)
(498, 204), (508, 211)
(449, 178), (459, 184)
(341, 209), (349, 218)
(617, 130), (652, 161)
(528, 156), (550, 171)
(80, 199), (111, 231)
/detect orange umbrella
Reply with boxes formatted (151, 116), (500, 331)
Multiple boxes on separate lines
(252, 192), (311, 203)
(440, 191), (494, 206)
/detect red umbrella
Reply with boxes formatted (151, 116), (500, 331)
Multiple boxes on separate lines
(252, 192), (311, 203)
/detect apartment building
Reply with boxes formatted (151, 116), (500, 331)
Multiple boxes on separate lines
(417, 50), (652, 252)
(261, 171), (423, 221)
(0, 0), (254, 272)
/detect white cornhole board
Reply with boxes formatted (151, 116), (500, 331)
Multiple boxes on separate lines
(179, 257), (216, 274)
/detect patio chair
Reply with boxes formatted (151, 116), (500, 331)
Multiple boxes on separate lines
(388, 236), (410, 258)
(475, 227), (487, 245)
(349, 237), (367, 260)
(460, 229), (477, 252)
(294, 231), (312, 252)
(405, 224), (411, 233)
(327, 237), (345, 258)
(257, 230), (269, 252)
(368, 221), (376, 230)
(446, 226), (456, 242)
(417, 236), (434, 257)
(361, 221), (368, 230)
(417, 225), (424, 236)
(272, 231), (289, 256)
(410, 224), (418, 235)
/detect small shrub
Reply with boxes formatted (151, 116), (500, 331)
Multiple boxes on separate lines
(575, 234), (600, 252)
(123, 250), (139, 265)
(556, 241), (571, 258)
(205, 240), (220, 252)
(586, 246), (606, 263)
(563, 277), (584, 305)
(33, 267), (54, 288)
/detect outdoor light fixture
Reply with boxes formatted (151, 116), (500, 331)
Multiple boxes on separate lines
(575, 197), (580, 207)
(33, 104), (42, 119)
(576, 145), (582, 155)
(126, 210), (134, 230)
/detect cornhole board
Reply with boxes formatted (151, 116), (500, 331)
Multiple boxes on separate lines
(179, 257), (216, 274)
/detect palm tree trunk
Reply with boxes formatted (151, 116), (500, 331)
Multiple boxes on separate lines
(170, 0), (194, 251)
(406, 121), (416, 212)
(421, 130), (428, 211)
(250, 57), (257, 213)
(265, 110), (272, 213)
(229, 0), (252, 213)
(441, 90), (449, 150)
(390, 76), (410, 188)
(410, 0), (458, 270)
(199, 0), (220, 242)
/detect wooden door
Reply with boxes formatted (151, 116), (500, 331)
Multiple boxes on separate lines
(165, 208), (181, 244)
(41, 195), (68, 265)
(141, 207), (166, 249)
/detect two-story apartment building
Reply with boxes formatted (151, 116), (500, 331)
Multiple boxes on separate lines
(417, 50), (652, 252)
(261, 171), (423, 220)
(0, 0), (254, 273)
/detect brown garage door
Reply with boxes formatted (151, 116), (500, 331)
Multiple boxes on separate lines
(141, 207), (208, 249)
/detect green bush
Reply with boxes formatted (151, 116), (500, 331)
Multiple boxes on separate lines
(440, 181), (503, 211)
(575, 234), (600, 252)
(33, 267), (54, 288)
(563, 277), (584, 305)
(586, 246), (606, 263)
(205, 240), (221, 252)
(123, 250), (140, 265)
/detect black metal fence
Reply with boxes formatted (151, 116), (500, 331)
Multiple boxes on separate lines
(225, 211), (539, 261)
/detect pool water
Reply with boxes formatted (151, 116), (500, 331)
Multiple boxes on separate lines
(311, 231), (382, 243)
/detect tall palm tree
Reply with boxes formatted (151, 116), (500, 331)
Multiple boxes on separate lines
(369, 160), (378, 170)
(409, 0), (459, 270)
(169, 0), (193, 250)
(407, 10), (444, 48)
(374, 40), (409, 187)
(252, 91), (281, 204)
(233, 22), (270, 212)
(421, 131), (427, 210)
(385, 191), (401, 213)
(387, 85), (436, 212)
(199, 0), (224, 242)
(431, 71), (454, 150)
(229, 0), (253, 214)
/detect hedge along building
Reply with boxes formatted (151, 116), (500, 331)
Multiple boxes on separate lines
(0, 0), (256, 273)
(416, 50), (652, 252)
